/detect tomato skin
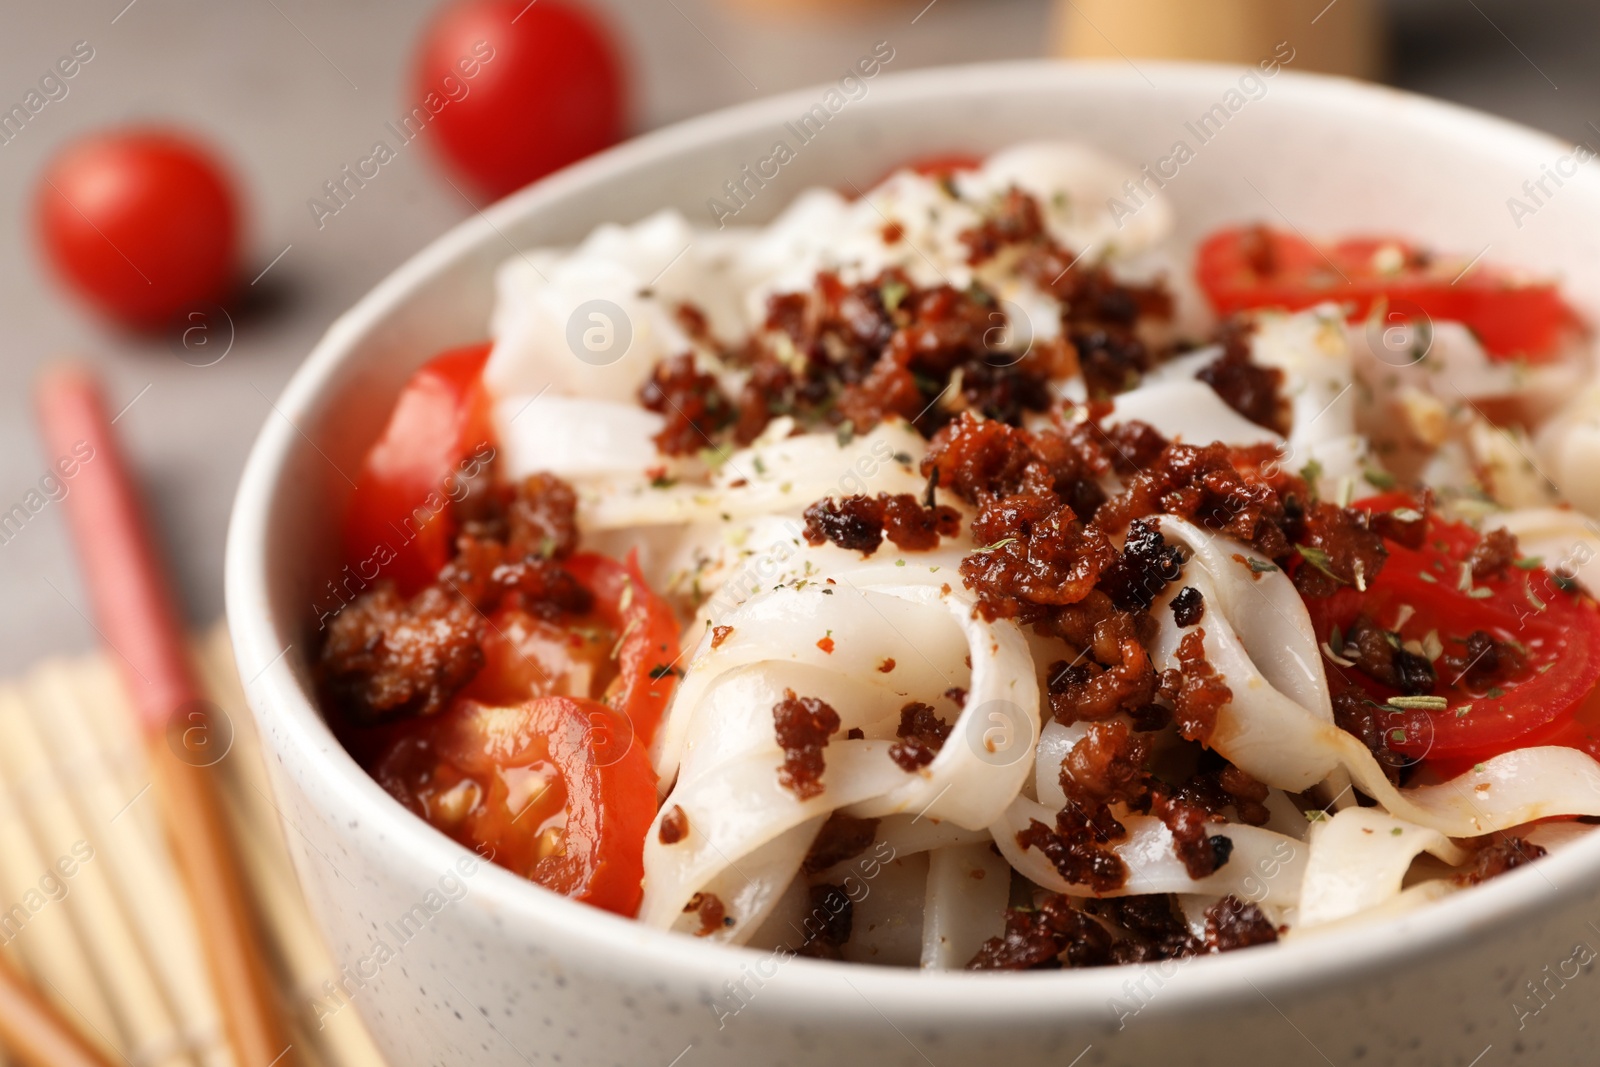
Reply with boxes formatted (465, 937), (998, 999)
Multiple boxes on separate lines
(382, 695), (656, 916)
(1305, 496), (1600, 762)
(563, 550), (680, 746)
(1195, 227), (1579, 361)
(343, 342), (496, 596)
(36, 129), (240, 330)
(902, 152), (983, 179)
(413, 0), (626, 200)
(460, 605), (618, 707)
(864, 152), (983, 193)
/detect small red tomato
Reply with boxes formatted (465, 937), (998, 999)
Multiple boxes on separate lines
(36, 129), (240, 331)
(413, 0), (626, 200)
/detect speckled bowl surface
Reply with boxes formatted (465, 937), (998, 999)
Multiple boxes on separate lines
(227, 60), (1600, 1067)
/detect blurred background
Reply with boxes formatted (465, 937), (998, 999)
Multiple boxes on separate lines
(1, 0), (1594, 672)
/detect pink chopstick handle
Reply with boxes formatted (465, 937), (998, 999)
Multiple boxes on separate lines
(34, 366), (202, 736)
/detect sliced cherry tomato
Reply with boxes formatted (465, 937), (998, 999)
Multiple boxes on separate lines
(902, 152), (983, 179)
(564, 550), (681, 747)
(1510, 683), (1600, 766)
(342, 342), (496, 596)
(460, 604), (619, 707)
(863, 151), (983, 192)
(413, 0), (627, 200)
(36, 128), (240, 330)
(449, 549), (679, 745)
(377, 695), (656, 916)
(1304, 494), (1600, 762)
(1195, 226), (1579, 361)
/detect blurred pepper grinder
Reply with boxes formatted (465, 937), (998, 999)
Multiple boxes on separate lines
(1055, 0), (1383, 78)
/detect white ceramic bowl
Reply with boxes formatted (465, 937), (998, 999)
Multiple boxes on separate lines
(227, 60), (1600, 1067)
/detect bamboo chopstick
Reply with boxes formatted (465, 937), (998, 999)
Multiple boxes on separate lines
(29, 664), (226, 1061)
(0, 686), (189, 1067)
(0, 693), (118, 1067)
(34, 366), (298, 1067)
(0, 956), (118, 1067)
(188, 629), (386, 1067)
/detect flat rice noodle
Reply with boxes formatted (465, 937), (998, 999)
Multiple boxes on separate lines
(1295, 806), (1466, 928)
(580, 420), (928, 531)
(989, 795), (1306, 908)
(642, 565), (1039, 939)
(920, 842), (1011, 970)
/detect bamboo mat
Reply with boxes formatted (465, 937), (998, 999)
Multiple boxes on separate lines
(0, 625), (386, 1067)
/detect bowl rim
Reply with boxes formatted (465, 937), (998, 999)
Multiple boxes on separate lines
(227, 56), (1600, 1026)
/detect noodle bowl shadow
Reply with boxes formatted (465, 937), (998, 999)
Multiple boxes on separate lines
(228, 61), (1600, 1066)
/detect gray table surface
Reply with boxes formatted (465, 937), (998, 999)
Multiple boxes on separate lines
(0, 0), (1592, 673)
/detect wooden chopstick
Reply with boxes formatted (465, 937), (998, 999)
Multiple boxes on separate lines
(35, 366), (298, 1067)
(0, 955), (119, 1067)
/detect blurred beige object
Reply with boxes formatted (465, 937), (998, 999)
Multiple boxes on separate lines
(1054, 0), (1383, 78)
(0, 629), (386, 1067)
(714, 0), (915, 15)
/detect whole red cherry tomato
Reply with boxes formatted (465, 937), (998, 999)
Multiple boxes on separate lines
(36, 129), (240, 331)
(413, 0), (626, 200)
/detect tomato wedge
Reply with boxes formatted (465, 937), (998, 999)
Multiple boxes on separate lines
(377, 695), (656, 916)
(343, 342), (496, 596)
(1304, 495), (1600, 762)
(1195, 226), (1579, 361)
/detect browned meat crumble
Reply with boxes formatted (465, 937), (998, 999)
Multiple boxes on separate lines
(969, 894), (1115, 971)
(773, 689), (842, 800)
(658, 805), (690, 845)
(639, 352), (737, 456)
(1204, 896), (1280, 952)
(1163, 630), (1232, 745)
(970, 892), (1276, 970)
(1454, 837), (1548, 886)
(1197, 332), (1289, 435)
(802, 492), (961, 555)
(1467, 526), (1518, 580)
(887, 702), (952, 772)
(321, 584), (486, 722)
(801, 812), (880, 874)
(796, 884), (855, 959)
(1170, 586), (1204, 627)
(685, 892), (729, 936)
